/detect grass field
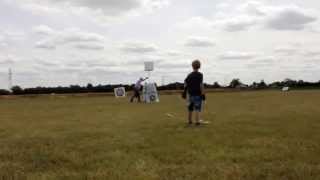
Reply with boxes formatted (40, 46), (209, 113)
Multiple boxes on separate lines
(0, 90), (320, 180)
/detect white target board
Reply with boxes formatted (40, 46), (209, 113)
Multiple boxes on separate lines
(282, 87), (290, 92)
(114, 87), (126, 97)
(143, 83), (159, 103)
(144, 61), (154, 72)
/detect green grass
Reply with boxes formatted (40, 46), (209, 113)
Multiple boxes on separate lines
(0, 91), (320, 180)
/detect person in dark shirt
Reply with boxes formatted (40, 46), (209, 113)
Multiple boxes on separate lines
(183, 60), (205, 125)
(130, 77), (148, 103)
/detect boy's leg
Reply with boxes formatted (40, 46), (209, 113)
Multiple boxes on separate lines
(194, 96), (202, 125)
(130, 94), (134, 102)
(188, 111), (193, 124)
(188, 100), (194, 124)
(131, 89), (138, 102)
(195, 111), (201, 124)
(137, 92), (141, 102)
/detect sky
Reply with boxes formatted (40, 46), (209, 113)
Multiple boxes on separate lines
(0, 0), (320, 89)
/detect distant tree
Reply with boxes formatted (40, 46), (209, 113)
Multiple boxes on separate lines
(269, 81), (281, 88)
(87, 83), (93, 89)
(257, 80), (267, 89)
(69, 85), (82, 93)
(251, 82), (258, 89)
(229, 79), (242, 88)
(213, 82), (221, 88)
(0, 89), (11, 95)
(158, 82), (184, 90)
(11, 86), (24, 95)
(283, 78), (297, 87)
(4, 78), (320, 95)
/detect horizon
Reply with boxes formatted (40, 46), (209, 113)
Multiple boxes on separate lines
(4, 77), (320, 90)
(1, 0), (320, 89)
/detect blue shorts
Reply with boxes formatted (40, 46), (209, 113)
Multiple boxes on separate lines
(188, 96), (203, 112)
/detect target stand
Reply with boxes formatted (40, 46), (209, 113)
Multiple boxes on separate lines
(114, 87), (126, 98)
(143, 61), (159, 103)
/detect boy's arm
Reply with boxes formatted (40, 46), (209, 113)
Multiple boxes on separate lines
(201, 82), (206, 100)
(182, 80), (187, 99)
(201, 82), (204, 95)
(200, 73), (204, 94)
(200, 74), (206, 100)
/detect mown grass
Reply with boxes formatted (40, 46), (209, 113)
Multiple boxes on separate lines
(0, 90), (320, 180)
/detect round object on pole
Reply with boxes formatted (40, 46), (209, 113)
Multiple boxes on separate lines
(144, 61), (154, 72)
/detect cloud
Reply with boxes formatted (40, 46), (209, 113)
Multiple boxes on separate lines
(245, 56), (276, 68)
(185, 36), (215, 47)
(14, 0), (169, 23)
(265, 6), (317, 30)
(14, 0), (137, 15)
(120, 41), (157, 53)
(211, 1), (319, 32)
(2, 0), (320, 88)
(61, 29), (105, 43)
(274, 47), (299, 55)
(0, 54), (16, 65)
(74, 43), (104, 50)
(34, 59), (61, 67)
(0, 42), (7, 48)
(34, 26), (105, 50)
(158, 60), (189, 69)
(219, 51), (257, 60)
(3, 30), (26, 40)
(58, 0), (141, 15)
(84, 60), (118, 68)
(0, 35), (4, 42)
(35, 39), (56, 49)
(166, 50), (183, 57)
(0, 59), (14, 65)
(52, 67), (85, 74)
(176, 17), (213, 31)
(303, 51), (320, 57)
(0, 36), (8, 48)
(120, 55), (163, 67)
(0, 29), (26, 46)
(238, 1), (266, 16)
(33, 25), (55, 36)
(210, 1), (262, 31)
(214, 16), (257, 32)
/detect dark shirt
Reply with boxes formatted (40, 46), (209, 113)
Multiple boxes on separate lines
(185, 71), (203, 96)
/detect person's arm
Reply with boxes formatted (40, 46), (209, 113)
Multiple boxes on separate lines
(143, 77), (149, 81)
(200, 74), (206, 100)
(201, 83), (204, 94)
(182, 78), (188, 99)
(200, 74), (204, 94)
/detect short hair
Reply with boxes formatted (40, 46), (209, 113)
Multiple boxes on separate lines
(192, 60), (201, 70)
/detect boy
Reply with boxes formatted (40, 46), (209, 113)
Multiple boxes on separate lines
(183, 60), (205, 125)
(130, 77), (148, 103)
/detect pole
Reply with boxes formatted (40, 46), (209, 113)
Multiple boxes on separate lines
(8, 68), (12, 90)
(148, 71), (151, 79)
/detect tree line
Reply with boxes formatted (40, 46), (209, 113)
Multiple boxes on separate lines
(1, 79), (320, 95)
